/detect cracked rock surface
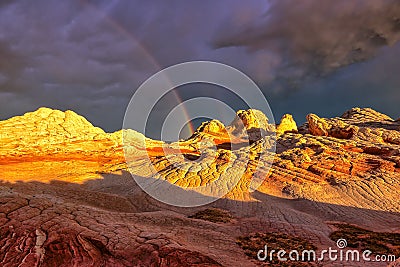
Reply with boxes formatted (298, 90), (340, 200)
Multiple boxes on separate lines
(0, 107), (399, 266)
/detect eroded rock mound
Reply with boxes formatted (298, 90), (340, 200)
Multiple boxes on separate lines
(228, 109), (275, 143)
(341, 107), (393, 122)
(197, 120), (226, 135)
(231, 109), (270, 131)
(0, 107), (106, 142)
(276, 114), (297, 135)
(306, 113), (355, 139)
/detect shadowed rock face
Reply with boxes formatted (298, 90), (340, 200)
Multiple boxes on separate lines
(0, 192), (223, 267)
(0, 107), (399, 266)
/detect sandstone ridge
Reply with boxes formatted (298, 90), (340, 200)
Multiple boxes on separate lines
(0, 106), (399, 207)
(0, 107), (399, 266)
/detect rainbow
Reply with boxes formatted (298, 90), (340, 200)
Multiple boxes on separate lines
(76, 1), (196, 135)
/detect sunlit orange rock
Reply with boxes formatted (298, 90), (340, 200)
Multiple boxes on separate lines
(0, 107), (399, 266)
(276, 114), (297, 135)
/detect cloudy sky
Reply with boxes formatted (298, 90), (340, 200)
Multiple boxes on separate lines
(0, 0), (399, 137)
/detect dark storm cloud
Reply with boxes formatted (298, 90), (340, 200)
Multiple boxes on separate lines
(0, 0), (161, 130)
(0, 41), (26, 87)
(214, 0), (400, 80)
(269, 41), (400, 124)
(0, 0), (399, 133)
(0, 0), (268, 131)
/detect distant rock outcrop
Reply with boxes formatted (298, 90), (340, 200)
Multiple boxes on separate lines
(341, 107), (393, 121)
(231, 109), (270, 131)
(0, 107), (106, 142)
(197, 119), (226, 135)
(227, 109), (275, 143)
(276, 114), (297, 135)
(306, 113), (355, 139)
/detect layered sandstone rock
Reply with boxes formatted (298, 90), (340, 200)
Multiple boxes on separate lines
(197, 120), (226, 135)
(1, 106), (400, 207)
(0, 107), (399, 266)
(0, 107), (106, 141)
(230, 109), (270, 131)
(276, 114), (297, 135)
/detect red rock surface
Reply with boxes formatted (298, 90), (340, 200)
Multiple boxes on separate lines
(0, 107), (399, 266)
